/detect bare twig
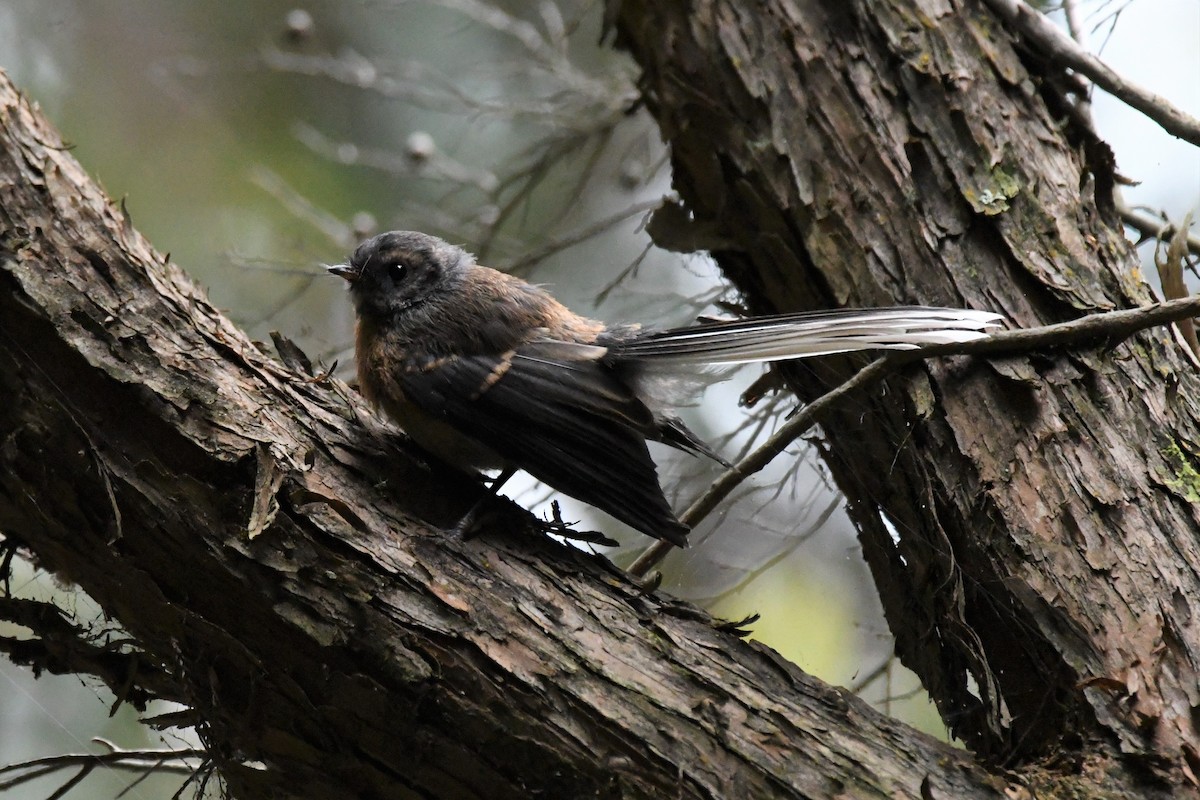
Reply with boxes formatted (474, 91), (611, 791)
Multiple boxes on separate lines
(1120, 203), (1200, 259)
(1061, 0), (1089, 49)
(982, 0), (1200, 147)
(849, 656), (894, 694)
(292, 123), (499, 192)
(1154, 212), (1199, 360)
(249, 166), (353, 248)
(628, 355), (895, 576)
(688, 493), (841, 604)
(502, 198), (661, 275)
(1059, 0), (1093, 121)
(629, 295), (1200, 576)
(0, 744), (207, 793)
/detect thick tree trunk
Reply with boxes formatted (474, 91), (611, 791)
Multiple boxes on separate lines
(1, 0), (1196, 797)
(614, 0), (1200, 784)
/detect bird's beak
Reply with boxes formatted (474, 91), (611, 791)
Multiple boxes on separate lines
(326, 263), (359, 283)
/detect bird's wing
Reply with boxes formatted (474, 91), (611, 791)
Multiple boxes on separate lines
(395, 339), (690, 545)
(612, 307), (1003, 365)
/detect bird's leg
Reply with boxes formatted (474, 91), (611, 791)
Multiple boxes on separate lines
(451, 465), (517, 539)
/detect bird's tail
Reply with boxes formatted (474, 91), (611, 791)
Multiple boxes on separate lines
(611, 307), (1003, 365)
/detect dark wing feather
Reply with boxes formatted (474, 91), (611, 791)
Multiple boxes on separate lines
(396, 339), (690, 545)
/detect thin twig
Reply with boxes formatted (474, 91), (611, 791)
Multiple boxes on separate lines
(629, 295), (1200, 577)
(1059, 0), (1093, 121)
(849, 656), (894, 694)
(502, 199), (661, 275)
(628, 356), (894, 577)
(1120, 203), (1200, 258)
(1061, 0), (1089, 49)
(981, 0), (1200, 147)
(0, 746), (206, 793)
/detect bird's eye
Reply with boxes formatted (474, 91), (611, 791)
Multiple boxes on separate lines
(389, 262), (408, 281)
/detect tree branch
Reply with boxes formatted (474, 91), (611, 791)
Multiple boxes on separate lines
(981, 0), (1200, 146)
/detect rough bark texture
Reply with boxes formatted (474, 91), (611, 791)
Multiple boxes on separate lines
(615, 0), (1200, 785)
(2, 0), (1198, 795)
(0, 72), (1009, 800)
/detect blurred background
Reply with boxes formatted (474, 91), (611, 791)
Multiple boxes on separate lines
(0, 1), (1196, 797)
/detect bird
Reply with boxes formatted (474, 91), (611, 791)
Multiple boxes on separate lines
(329, 230), (1001, 547)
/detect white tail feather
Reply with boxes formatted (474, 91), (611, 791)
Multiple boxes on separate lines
(614, 308), (1002, 365)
